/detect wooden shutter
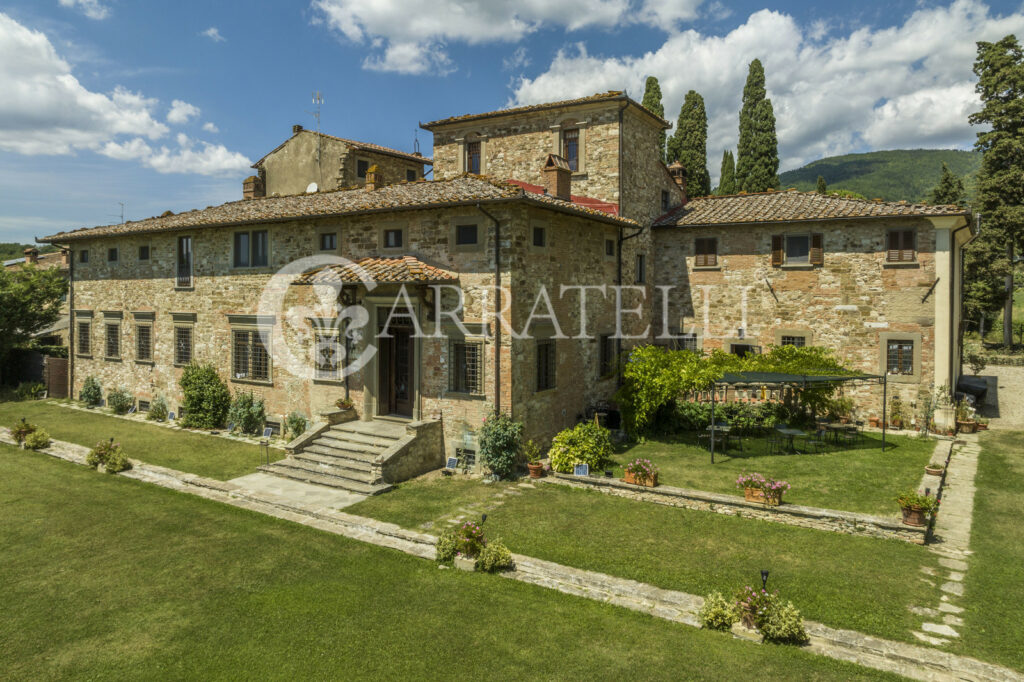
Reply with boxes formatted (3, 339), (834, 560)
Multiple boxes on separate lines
(771, 235), (783, 266)
(810, 233), (824, 266)
(901, 229), (915, 262)
(887, 230), (900, 262)
(695, 237), (717, 267)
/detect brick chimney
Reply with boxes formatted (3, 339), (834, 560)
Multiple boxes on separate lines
(23, 247), (38, 264)
(365, 165), (383, 191)
(667, 160), (688, 203)
(293, 124), (304, 134)
(61, 249), (70, 267)
(542, 154), (572, 201)
(242, 175), (265, 200)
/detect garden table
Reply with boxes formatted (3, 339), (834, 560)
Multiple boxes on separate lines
(702, 425), (732, 451)
(774, 427), (806, 453)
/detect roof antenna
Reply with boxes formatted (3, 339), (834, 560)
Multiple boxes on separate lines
(307, 91), (324, 187)
(108, 202), (126, 224)
(413, 129), (421, 156)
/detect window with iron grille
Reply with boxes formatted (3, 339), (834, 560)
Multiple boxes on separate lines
(233, 230), (269, 267)
(674, 332), (698, 352)
(605, 239), (615, 257)
(887, 339), (914, 375)
(174, 326), (192, 365)
(449, 341), (482, 394)
(406, 169), (417, 182)
(105, 323), (120, 358)
(533, 226), (546, 247)
(465, 141), (481, 174)
(314, 333), (341, 381)
(887, 229), (916, 262)
(562, 128), (579, 171)
(176, 236), (192, 288)
(598, 335), (616, 378)
(138, 400), (151, 412)
(232, 329), (270, 381)
(136, 324), (152, 361)
(695, 237), (717, 267)
(781, 335), (806, 347)
(77, 321), (91, 355)
(536, 339), (556, 391)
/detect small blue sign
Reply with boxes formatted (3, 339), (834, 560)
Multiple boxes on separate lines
(127, 406), (136, 414)
(227, 422), (235, 432)
(262, 427), (273, 439)
(574, 463), (590, 477)
(446, 456), (458, 470)
(168, 412), (175, 420)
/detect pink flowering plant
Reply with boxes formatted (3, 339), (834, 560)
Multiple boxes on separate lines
(736, 472), (791, 500)
(624, 458), (659, 485)
(454, 521), (486, 558)
(735, 585), (778, 626)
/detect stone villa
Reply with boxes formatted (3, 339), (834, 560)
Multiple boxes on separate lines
(41, 90), (975, 492)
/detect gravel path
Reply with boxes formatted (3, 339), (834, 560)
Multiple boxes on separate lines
(976, 365), (1024, 430)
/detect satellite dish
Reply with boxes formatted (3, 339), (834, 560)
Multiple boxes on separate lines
(306, 182), (318, 194)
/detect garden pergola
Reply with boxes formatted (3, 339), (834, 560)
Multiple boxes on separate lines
(709, 371), (889, 463)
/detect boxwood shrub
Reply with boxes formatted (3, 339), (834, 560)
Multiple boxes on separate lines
(548, 422), (613, 473)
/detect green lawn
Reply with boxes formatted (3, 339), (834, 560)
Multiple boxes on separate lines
(951, 430), (1024, 671)
(611, 432), (933, 516)
(0, 399), (279, 480)
(0, 445), (900, 680)
(350, 476), (941, 643)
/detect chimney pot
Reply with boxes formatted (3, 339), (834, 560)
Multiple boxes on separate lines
(365, 165), (383, 190)
(667, 160), (688, 204)
(242, 175), (265, 200)
(542, 154), (572, 202)
(23, 247), (38, 264)
(293, 124), (304, 134)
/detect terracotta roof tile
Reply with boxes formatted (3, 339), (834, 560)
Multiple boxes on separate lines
(253, 129), (431, 167)
(41, 175), (636, 242)
(506, 179), (619, 216)
(293, 256), (457, 285)
(654, 190), (970, 227)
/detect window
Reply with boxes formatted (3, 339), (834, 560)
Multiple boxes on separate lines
(232, 330), (270, 381)
(138, 245), (150, 261)
(78, 250), (89, 264)
(772, 234), (823, 266)
(605, 238), (615, 257)
(455, 224), (478, 246)
(136, 324), (152, 361)
(177, 236), (192, 288)
(466, 141), (481, 174)
(105, 322), (120, 358)
(449, 341), (482, 394)
(730, 344), (759, 358)
(636, 254), (646, 284)
(138, 400), (151, 412)
(76, 321), (91, 355)
(598, 335), (616, 378)
(357, 159), (369, 179)
(695, 237), (717, 267)
(887, 339), (914, 375)
(406, 169), (417, 182)
(233, 230), (268, 268)
(384, 229), (403, 249)
(562, 128), (580, 171)
(781, 335), (806, 347)
(533, 226), (546, 247)
(536, 340), (556, 391)
(314, 333), (341, 381)
(107, 247), (118, 263)
(887, 229), (916, 262)
(661, 190), (670, 212)
(319, 233), (337, 251)
(676, 332), (698, 352)
(174, 326), (192, 365)
(785, 235), (810, 264)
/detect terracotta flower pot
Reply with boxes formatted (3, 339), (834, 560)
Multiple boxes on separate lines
(900, 506), (928, 527)
(977, 423), (989, 431)
(527, 462), (544, 479)
(868, 417), (880, 428)
(957, 421), (977, 434)
(925, 465), (944, 476)
(743, 487), (782, 506)
(623, 470), (658, 487)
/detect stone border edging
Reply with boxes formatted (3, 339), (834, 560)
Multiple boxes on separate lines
(3, 430), (1019, 682)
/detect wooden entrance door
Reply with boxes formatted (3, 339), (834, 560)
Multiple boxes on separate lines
(378, 325), (414, 417)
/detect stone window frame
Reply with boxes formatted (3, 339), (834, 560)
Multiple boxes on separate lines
(551, 119), (588, 175)
(317, 228), (340, 254)
(74, 310), (93, 357)
(885, 228), (918, 265)
(879, 331), (922, 384)
(773, 328), (813, 348)
(450, 216), (484, 253)
(102, 311), (123, 361)
(107, 247), (119, 263)
(356, 157), (370, 180)
(231, 228), (271, 270)
(171, 312), (196, 367)
(530, 221), (548, 253)
(533, 323), (558, 393)
(604, 234), (617, 261)
(771, 233), (824, 268)
(457, 132), (487, 175)
(78, 248), (90, 264)
(309, 318), (344, 385)
(175, 235), (194, 290)
(137, 243), (151, 263)
(447, 334), (486, 397)
(405, 168), (418, 183)
(378, 221), (408, 252)
(694, 236), (719, 269)
(598, 333), (617, 379)
(635, 253), (647, 284)
(132, 311), (155, 364)
(227, 314), (275, 386)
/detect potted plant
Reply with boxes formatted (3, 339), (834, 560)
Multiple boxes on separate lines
(977, 417), (990, 431)
(734, 585), (776, 630)
(623, 458), (659, 487)
(955, 399), (977, 434)
(896, 490), (940, 527)
(523, 439), (544, 479)
(889, 395), (905, 429)
(829, 396), (855, 424)
(335, 397), (354, 411)
(736, 472), (790, 506)
(924, 463), (945, 476)
(868, 415), (880, 428)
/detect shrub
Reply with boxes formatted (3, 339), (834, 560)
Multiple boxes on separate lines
(896, 489), (940, 515)
(103, 446), (131, 474)
(454, 521), (486, 558)
(178, 363), (230, 429)
(23, 429), (50, 450)
(436, 530), (458, 564)
(285, 411), (308, 440)
(106, 387), (134, 415)
(760, 599), (808, 644)
(523, 439), (541, 464)
(228, 392), (266, 434)
(478, 412), (524, 479)
(9, 419), (37, 444)
(967, 352), (987, 376)
(699, 592), (738, 631)
(15, 382), (46, 400)
(86, 439), (121, 469)
(147, 395), (168, 422)
(80, 376), (102, 406)
(476, 540), (514, 572)
(548, 422), (613, 473)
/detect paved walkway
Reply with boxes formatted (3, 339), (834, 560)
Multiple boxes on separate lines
(229, 472), (366, 509)
(978, 365), (1024, 430)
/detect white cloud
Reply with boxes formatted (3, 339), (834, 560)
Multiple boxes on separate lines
(202, 121), (219, 133)
(201, 27), (226, 42)
(167, 99), (200, 125)
(0, 13), (250, 176)
(502, 46), (531, 71)
(512, 0), (1024, 182)
(311, 0), (709, 74)
(58, 0), (109, 20)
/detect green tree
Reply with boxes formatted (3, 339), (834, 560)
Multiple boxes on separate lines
(666, 90), (711, 196)
(717, 150), (736, 195)
(929, 163), (966, 205)
(816, 175), (827, 194)
(969, 35), (1024, 347)
(735, 59), (780, 193)
(641, 76), (667, 162)
(0, 264), (67, 381)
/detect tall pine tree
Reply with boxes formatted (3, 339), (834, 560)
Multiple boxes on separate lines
(666, 90), (711, 196)
(929, 163), (966, 205)
(641, 76), (667, 162)
(816, 176), (827, 194)
(717, 150), (736, 195)
(968, 35), (1024, 347)
(735, 59), (780, 193)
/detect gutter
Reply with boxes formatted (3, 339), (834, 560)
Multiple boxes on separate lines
(476, 203), (502, 414)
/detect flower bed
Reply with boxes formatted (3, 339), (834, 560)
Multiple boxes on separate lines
(736, 472), (790, 506)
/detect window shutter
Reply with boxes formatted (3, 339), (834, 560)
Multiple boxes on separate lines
(707, 238), (717, 267)
(771, 235), (783, 266)
(695, 238), (705, 267)
(901, 229), (915, 262)
(810, 233), (824, 266)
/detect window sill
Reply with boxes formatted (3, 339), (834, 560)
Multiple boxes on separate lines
(103, 356), (122, 362)
(312, 378), (345, 386)
(885, 373), (921, 384)
(446, 391), (486, 400)
(571, 173), (588, 181)
(534, 387), (557, 395)
(692, 265), (721, 271)
(135, 359), (155, 366)
(76, 354), (93, 359)
(883, 261), (920, 268)
(780, 264), (816, 270)
(174, 286), (194, 291)
(230, 378), (274, 387)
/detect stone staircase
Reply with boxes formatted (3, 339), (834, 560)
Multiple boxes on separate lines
(258, 420), (410, 496)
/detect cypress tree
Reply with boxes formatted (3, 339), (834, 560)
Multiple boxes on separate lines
(717, 150), (736, 195)
(928, 162), (965, 205)
(816, 175), (827, 194)
(667, 90), (711, 196)
(735, 59), (780, 192)
(641, 76), (666, 162)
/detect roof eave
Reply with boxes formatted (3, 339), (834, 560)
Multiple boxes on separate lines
(422, 94), (670, 131)
(653, 210), (972, 230)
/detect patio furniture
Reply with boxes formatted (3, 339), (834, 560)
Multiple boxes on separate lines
(700, 424), (731, 452)
(767, 432), (785, 455)
(802, 428), (828, 454)
(774, 426), (806, 454)
(838, 424), (860, 448)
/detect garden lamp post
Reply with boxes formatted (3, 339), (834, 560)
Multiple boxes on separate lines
(761, 569), (770, 590)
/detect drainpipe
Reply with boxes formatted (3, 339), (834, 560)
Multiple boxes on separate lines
(477, 203), (502, 414)
(61, 242), (73, 399)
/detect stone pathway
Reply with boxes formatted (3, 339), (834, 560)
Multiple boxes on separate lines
(229, 472), (367, 509)
(978, 365), (1024, 430)
(5, 430), (1021, 681)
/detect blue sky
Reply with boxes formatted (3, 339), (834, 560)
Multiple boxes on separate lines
(1, 0), (1022, 243)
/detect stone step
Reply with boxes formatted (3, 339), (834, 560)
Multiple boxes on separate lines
(267, 457), (380, 485)
(303, 444), (379, 465)
(332, 420), (407, 440)
(292, 450), (375, 473)
(312, 435), (387, 455)
(257, 461), (392, 496)
(325, 429), (400, 449)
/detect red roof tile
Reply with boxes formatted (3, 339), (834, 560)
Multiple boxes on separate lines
(506, 179), (619, 216)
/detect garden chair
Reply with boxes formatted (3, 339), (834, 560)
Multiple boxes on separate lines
(802, 428), (828, 454)
(767, 432), (785, 455)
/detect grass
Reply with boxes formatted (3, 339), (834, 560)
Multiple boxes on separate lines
(0, 445), (901, 680)
(0, 399), (280, 480)
(951, 430), (1024, 671)
(350, 475), (941, 643)
(611, 431), (933, 515)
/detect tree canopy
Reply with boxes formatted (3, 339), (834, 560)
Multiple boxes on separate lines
(667, 90), (711, 196)
(929, 163), (966, 205)
(716, 150), (736, 195)
(642, 76), (667, 163)
(735, 59), (780, 193)
(816, 175), (827, 194)
(0, 264), (67, 370)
